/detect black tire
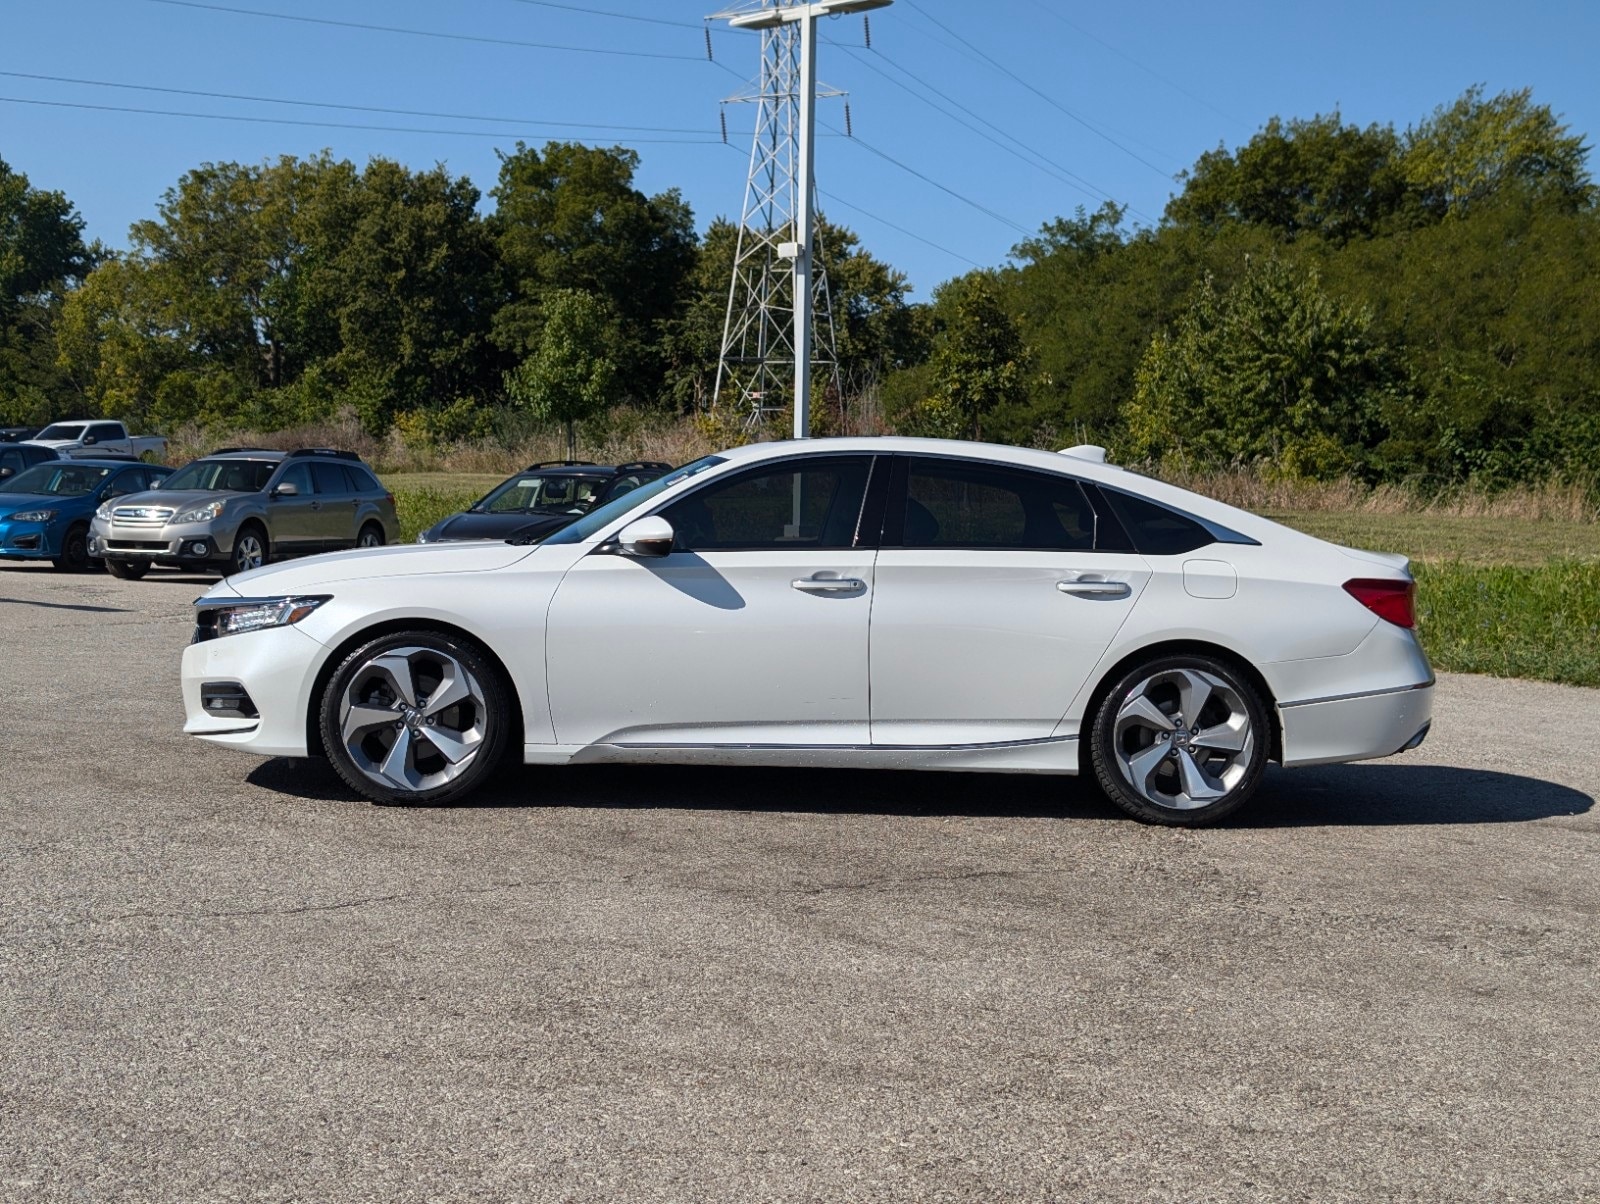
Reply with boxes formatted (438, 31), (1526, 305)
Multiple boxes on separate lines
(105, 558), (150, 580)
(319, 629), (515, 806)
(1089, 653), (1270, 827)
(356, 522), (385, 549)
(229, 524), (269, 575)
(52, 524), (91, 572)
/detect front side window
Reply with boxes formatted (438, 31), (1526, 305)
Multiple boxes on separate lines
(542, 456), (726, 545)
(89, 423), (123, 441)
(897, 458), (1097, 551)
(660, 456), (873, 552)
(273, 463), (314, 496)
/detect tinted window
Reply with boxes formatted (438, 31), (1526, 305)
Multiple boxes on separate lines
(0, 463), (111, 496)
(661, 457), (872, 552)
(0, 450), (22, 476)
(310, 462), (349, 495)
(101, 469), (144, 499)
(1099, 488), (1213, 556)
(899, 458), (1097, 551)
(346, 465), (381, 493)
(90, 423), (122, 441)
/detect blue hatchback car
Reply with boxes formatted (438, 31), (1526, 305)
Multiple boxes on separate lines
(0, 458), (173, 571)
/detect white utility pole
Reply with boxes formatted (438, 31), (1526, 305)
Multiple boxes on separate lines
(715, 0), (892, 439)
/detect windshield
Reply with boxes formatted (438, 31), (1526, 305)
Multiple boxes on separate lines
(476, 473), (606, 514)
(0, 463), (111, 496)
(161, 458), (276, 493)
(35, 423), (87, 441)
(540, 456), (726, 545)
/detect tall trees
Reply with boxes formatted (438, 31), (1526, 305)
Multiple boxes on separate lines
(0, 156), (92, 423)
(1123, 259), (1390, 478)
(504, 288), (618, 460)
(490, 141), (696, 398)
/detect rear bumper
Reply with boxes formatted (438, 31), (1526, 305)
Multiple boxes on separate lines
(1278, 680), (1434, 768)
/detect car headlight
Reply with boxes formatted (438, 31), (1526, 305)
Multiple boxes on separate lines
(173, 500), (226, 524)
(11, 509), (57, 523)
(95, 501), (116, 520)
(197, 595), (331, 640)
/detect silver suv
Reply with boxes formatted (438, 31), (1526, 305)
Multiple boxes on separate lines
(90, 447), (398, 579)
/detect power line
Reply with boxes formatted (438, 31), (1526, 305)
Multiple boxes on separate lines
(0, 70), (717, 135)
(492, 0), (732, 33)
(900, 0), (1176, 180)
(1025, 1), (1242, 127)
(826, 121), (1031, 236)
(0, 95), (727, 144)
(828, 40), (1154, 223)
(818, 189), (984, 269)
(143, 0), (706, 60)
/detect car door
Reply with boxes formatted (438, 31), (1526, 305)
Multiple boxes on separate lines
(868, 455), (1153, 747)
(310, 462), (357, 547)
(265, 462), (318, 553)
(544, 454), (879, 748)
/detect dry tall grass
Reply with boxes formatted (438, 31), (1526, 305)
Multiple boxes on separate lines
(166, 413), (1598, 523)
(1158, 463), (1598, 522)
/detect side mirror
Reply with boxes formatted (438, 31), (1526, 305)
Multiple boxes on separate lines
(617, 515), (675, 558)
(272, 481), (299, 497)
(82, 435), (97, 446)
(0, 468), (12, 479)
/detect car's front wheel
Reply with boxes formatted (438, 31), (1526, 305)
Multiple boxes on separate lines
(1089, 654), (1270, 827)
(230, 524), (268, 575)
(319, 630), (514, 805)
(52, 524), (91, 572)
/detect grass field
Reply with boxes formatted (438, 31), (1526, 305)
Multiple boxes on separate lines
(387, 475), (1600, 689)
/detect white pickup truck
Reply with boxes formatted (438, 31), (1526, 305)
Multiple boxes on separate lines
(27, 420), (167, 461)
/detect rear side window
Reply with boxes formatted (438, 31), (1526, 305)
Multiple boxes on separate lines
(898, 458), (1097, 551)
(310, 462), (350, 495)
(1098, 488), (1213, 556)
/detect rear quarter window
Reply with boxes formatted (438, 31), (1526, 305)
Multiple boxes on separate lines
(1098, 488), (1214, 556)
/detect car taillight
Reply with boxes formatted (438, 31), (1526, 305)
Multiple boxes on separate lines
(384, 492), (395, 505)
(1343, 578), (1416, 628)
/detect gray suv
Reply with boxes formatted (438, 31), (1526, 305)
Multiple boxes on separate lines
(90, 447), (399, 579)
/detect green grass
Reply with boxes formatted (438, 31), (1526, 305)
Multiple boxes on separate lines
(1414, 561), (1600, 687)
(387, 478), (1600, 689)
(1265, 510), (1600, 567)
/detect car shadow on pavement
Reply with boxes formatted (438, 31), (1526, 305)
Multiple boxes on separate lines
(245, 757), (1592, 826)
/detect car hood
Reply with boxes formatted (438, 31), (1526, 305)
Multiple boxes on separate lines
(0, 492), (67, 515)
(107, 488), (241, 513)
(425, 510), (574, 542)
(213, 539), (539, 595)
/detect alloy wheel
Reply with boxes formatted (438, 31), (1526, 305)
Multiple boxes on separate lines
(1111, 667), (1255, 811)
(338, 645), (487, 794)
(233, 531), (265, 572)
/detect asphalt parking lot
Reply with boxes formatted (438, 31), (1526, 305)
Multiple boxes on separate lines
(1, 561), (1596, 1203)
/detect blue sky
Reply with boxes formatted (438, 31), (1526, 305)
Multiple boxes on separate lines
(3, 0), (1596, 299)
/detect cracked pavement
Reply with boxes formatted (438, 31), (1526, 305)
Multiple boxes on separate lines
(1, 561), (1598, 1203)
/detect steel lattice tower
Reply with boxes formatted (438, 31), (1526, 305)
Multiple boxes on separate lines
(710, 2), (842, 430)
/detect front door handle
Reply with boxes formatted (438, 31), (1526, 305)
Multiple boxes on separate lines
(792, 576), (866, 595)
(1057, 577), (1131, 599)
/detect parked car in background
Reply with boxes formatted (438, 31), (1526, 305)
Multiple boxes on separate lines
(92, 447), (398, 578)
(0, 441), (58, 482)
(182, 437), (1433, 826)
(416, 461), (672, 545)
(1, 426), (42, 443)
(26, 419), (168, 461)
(0, 458), (173, 571)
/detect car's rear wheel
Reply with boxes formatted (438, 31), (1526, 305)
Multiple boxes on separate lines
(52, 524), (90, 572)
(105, 558), (150, 580)
(1089, 654), (1270, 827)
(356, 523), (384, 549)
(319, 630), (514, 805)
(230, 524), (268, 575)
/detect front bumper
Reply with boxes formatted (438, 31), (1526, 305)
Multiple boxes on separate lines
(93, 517), (228, 564)
(181, 624), (329, 756)
(0, 517), (59, 560)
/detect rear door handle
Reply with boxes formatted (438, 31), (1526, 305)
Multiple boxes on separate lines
(1058, 577), (1131, 599)
(792, 576), (866, 595)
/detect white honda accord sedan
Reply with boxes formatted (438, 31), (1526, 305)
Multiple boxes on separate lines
(181, 437), (1433, 825)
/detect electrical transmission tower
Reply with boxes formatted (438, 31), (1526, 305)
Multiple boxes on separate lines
(710, 0), (889, 438)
